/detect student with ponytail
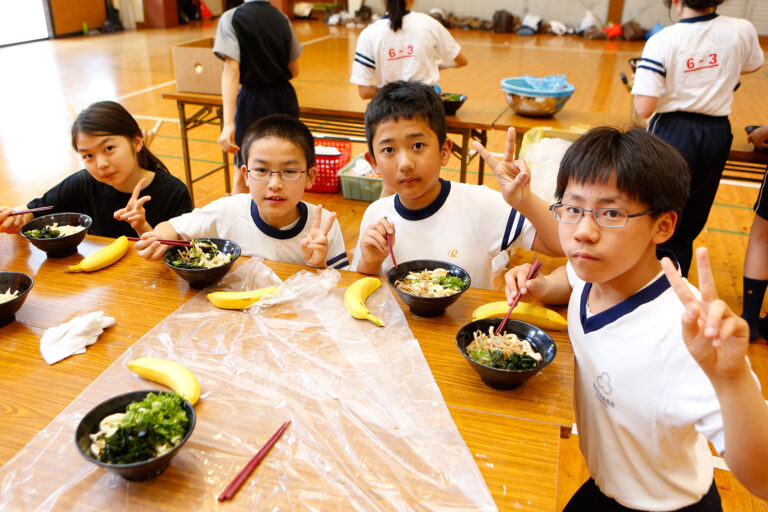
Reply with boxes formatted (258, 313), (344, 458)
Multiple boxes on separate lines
(0, 101), (192, 238)
(632, 0), (762, 277)
(350, 0), (467, 100)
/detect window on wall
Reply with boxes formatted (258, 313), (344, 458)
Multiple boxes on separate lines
(0, 0), (49, 46)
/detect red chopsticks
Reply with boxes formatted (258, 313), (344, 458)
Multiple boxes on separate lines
(10, 206), (54, 216)
(386, 232), (397, 269)
(496, 259), (543, 336)
(218, 420), (291, 502)
(126, 236), (192, 247)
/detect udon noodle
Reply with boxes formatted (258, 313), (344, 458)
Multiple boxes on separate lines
(467, 326), (542, 370)
(394, 268), (465, 297)
(169, 240), (232, 269)
(0, 288), (19, 304)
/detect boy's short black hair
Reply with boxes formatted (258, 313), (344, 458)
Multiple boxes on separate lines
(241, 114), (315, 169)
(364, 80), (447, 156)
(555, 127), (690, 217)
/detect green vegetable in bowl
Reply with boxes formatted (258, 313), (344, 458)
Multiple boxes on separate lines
(469, 347), (539, 370)
(466, 327), (542, 370)
(24, 226), (61, 239)
(441, 93), (463, 102)
(92, 392), (189, 464)
(169, 240), (232, 269)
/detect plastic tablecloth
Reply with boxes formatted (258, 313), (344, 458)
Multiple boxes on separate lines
(0, 259), (496, 511)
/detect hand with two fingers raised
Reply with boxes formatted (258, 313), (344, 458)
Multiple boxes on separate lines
(661, 247), (750, 379)
(472, 127), (531, 208)
(356, 217), (395, 275)
(663, 246), (768, 500)
(300, 204), (336, 267)
(114, 178), (152, 235)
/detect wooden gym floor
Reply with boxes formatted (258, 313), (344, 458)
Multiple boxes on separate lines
(0, 17), (766, 511)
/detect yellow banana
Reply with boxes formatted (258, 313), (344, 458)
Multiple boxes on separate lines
(207, 286), (281, 309)
(472, 300), (567, 331)
(67, 235), (128, 272)
(344, 277), (384, 327)
(127, 357), (201, 405)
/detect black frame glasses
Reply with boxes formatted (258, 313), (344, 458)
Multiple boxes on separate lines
(549, 203), (655, 228)
(245, 168), (306, 182)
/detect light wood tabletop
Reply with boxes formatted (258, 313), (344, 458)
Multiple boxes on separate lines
(0, 234), (573, 510)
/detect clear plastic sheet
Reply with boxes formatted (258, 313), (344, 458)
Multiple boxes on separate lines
(0, 259), (496, 511)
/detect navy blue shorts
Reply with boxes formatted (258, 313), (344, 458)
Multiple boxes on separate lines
(563, 477), (722, 512)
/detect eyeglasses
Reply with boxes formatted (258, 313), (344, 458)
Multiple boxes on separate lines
(245, 168), (306, 182)
(549, 203), (655, 228)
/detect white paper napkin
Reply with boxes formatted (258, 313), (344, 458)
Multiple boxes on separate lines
(40, 311), (115, 365)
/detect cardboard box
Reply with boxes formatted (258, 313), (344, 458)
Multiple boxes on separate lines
(172, 38), (222, 95)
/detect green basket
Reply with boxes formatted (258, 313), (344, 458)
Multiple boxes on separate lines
(338, 154), (382, 202)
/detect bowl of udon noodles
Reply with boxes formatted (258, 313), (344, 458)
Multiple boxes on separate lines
(0, 271), (34, 327)
(456, 318), (556, 390)
(163, 238), (241, 289)
(20, 212), (92, 257)
(386, 259), (471, 317)
(75, 390), (196, 481)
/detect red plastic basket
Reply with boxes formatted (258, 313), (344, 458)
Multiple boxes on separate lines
(309, 140), (351, 193)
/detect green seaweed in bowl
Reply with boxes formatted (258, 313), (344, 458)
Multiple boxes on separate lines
(440, 92), (463, 102)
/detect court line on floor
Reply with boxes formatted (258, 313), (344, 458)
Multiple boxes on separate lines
(117, 80), (177, 101)
(704, 227), (748, 237)
(134, 115), (179, 124)
(721, 179), (761, 189)
(118, 35), (332, 113)
(301, 34), (334, 46)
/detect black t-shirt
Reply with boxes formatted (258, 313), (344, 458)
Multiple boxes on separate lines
(232, 1), (293, 86)
(27, 170), (193, 238)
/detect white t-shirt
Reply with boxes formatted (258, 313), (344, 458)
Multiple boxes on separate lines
(566, 263), (727, 510)
(169, 194), (348, 269)
(349, 179), (535, 290)
(350, 11), (461, 88)
(631, 13), (763, 116)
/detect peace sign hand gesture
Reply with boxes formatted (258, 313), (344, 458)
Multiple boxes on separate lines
(661, 247), (750, 380)
(114, 178), (152, 235)
(300, 204), (337, 268)
(472, 127), (531, 208)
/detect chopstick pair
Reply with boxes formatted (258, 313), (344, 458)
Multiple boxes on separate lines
(9, 206), (54, 216)
(384, 216), (397, 269)
(218, 420), (291, 502)
(496, 259), (543, 336)
(126, 236), (193, 248)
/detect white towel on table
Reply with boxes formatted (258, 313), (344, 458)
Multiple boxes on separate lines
(40, 311), (115, 365)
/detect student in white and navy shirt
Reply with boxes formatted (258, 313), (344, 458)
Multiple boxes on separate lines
(632, 0), (763, 277)
(135, 115), (348, 270)
(350, 0), (467, 100)
(350, 178), (534, 289)
(169, 196), (348, 269)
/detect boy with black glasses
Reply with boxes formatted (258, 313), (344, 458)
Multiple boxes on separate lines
(499, 126), (764, 510)
(136, 114), (348, 270)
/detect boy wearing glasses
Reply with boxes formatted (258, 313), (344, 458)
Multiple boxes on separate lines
(136, 114), (348, 269)
(500, 126), (765, 510)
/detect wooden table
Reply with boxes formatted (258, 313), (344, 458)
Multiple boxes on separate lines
(161, 88), (505, 199)
(0, 234), (573, 510)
